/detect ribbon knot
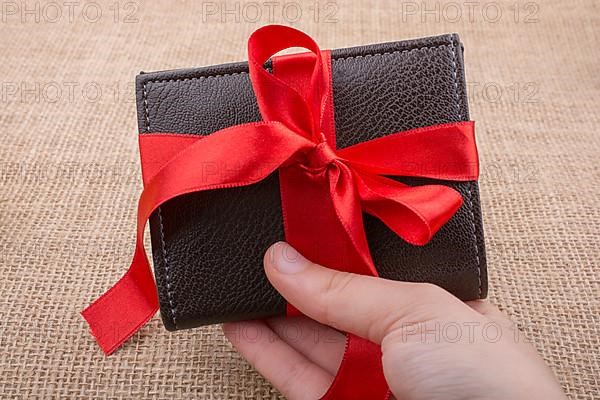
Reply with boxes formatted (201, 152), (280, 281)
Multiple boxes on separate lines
(304, 141), (338, 171)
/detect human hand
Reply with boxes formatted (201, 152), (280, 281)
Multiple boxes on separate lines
(223, 242), (566, 400)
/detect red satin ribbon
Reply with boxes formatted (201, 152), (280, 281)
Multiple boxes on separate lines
(82, 25), (479, 399)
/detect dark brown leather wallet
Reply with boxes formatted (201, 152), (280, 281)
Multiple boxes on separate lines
(135, 33), (488, 331)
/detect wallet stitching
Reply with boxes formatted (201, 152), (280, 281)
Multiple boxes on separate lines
(157, 207), (178, 328)
(143, 82), (151, 132)
(143, 40), (483, 326)
(144, 43), (454, 84)
(146, 71), (249, 84)
(466, 183), (482, 297)
(143, 80), (178, 328)
(331, 46), (448, 62)
(449, 42), (482, 298)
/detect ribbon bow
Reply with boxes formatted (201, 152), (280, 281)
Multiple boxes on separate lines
(82, 25), (479, 400)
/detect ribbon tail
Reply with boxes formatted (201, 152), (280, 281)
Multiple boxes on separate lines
(326, 162), (378, 275)
(81, 222), (158, 355)
(82, 122), (311, 354)
(356, 172), (463, 246)
(320, 334), (389, 400)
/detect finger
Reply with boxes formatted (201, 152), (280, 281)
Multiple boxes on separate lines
(222, 320), (332, 400)
(264, 242), (469, 344)
(466, 300), (535, 351)
(467, 300), (505, 317)
(266, 316), (346, 375)
(467, 300), (516, 327)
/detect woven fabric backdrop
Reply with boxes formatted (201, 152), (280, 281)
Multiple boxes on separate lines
(1, 0), (598, 398)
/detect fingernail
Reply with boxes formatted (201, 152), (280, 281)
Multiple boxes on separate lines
(268, 242), (310, 274)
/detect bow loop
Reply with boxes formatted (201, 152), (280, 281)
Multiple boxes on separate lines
(338, 121), (479, 181)
(354, 172), (464, 245)
(248, 25), (330, 140)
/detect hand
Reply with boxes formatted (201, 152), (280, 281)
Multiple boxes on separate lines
(223, 242), (566, 400)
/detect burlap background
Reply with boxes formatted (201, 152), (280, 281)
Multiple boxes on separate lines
(1, 0), (598, 398)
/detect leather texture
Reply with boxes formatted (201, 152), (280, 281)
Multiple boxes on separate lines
(135, 33), (488, 331)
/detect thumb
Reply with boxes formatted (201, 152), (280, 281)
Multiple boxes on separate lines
(264, 242), (464, 344)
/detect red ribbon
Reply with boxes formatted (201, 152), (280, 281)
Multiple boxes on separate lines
(82, 25), (479, 399)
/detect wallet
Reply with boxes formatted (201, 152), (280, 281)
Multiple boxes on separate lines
(135, 33), (488, 331)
